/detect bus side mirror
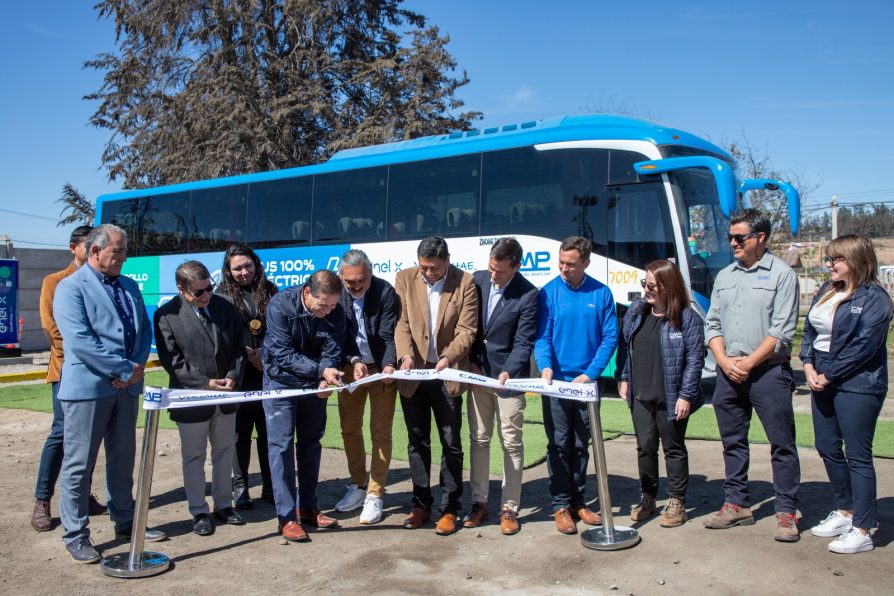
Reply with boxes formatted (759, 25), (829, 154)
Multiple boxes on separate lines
(739, 179), (801, 236)
(634, 156), (737, 218)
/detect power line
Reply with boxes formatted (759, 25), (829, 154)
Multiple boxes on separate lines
(7, 238), (68, 248)
(0, 207), (57, 222)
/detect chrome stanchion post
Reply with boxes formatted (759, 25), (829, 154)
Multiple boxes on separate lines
(101, 407), (170, 578)
(580, 395), (640, 551)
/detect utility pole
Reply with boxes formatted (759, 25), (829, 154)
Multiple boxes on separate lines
(831, 196), (838, 240)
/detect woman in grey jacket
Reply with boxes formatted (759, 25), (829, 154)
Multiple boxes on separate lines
(617, 259), (705, 527)
(800, 234), (892, 554)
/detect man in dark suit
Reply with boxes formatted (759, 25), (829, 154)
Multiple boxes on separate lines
(263, 269), (355, 543)
(334, 249), (400, 525)
(154, 260), (246, 536)
(394, 236), (478, 536)
(54, 224), (164, 563)
(463, 237), (538, 535)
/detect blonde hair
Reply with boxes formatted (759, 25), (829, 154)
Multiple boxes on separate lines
(818, 234), (879, 304)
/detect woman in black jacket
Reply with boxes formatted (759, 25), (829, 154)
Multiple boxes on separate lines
(801, 234), (892, 554)
(217, 243), (279, 509)
(617, 259), (705, 527)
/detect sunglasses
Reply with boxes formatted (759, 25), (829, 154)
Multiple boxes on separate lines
(184, 281), (216, 298)
(726, 232), (760, 245)
(639, 279), (659, 292)
(822, 256), (846, 266)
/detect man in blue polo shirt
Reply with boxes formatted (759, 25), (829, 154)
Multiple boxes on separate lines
(534, 236), (618, 535)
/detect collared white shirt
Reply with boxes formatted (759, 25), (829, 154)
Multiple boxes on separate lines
(352, 294), (375, 364)
(425, 273), (447, 363)
(486, 276), (509, 328)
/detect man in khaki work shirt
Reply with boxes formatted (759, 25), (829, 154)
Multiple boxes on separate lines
(30, 225), (107, 532)
(394, 236), (477, 536)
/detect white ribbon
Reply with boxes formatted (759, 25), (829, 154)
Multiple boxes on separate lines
(143, 367), (599, 411)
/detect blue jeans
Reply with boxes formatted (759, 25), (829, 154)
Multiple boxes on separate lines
(713, 363), (800, 513)
(59, 390), (138, 544)
(542, 396), (591, 511)
(264, 395), (327, 524)
(811, 351), (884, 531)
(34, 382), (64, 501)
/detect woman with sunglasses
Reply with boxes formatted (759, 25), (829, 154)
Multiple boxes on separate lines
(217, 243), (279, 509)
(617, 259), (705, 526)
(800, 234), (892, 554)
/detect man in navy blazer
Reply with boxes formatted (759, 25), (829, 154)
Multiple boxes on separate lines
(463, 237), (538, 535)
(53, 224), (164, 563)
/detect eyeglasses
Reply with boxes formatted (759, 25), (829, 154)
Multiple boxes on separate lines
(822, 256), (846, 266)
(640, 279), (659, 292)
(726, 232), (760, 245)
(185, 281), (216, 298)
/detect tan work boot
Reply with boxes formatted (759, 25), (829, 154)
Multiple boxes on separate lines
(703, 502), (755, 529)
(631, 494), (656, 521)
(659, 496), (687, 527)
(774, 512), (800, 542)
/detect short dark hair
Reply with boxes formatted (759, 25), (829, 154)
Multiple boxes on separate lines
(490, 237), (524, 267)
(175, 260), (211, 288)
(559, 236), (592, 261)
(730, 209), (771, 239)
(305, 269), (341, 297)
(70, 225), (93, 245)
(417, 236), (449, 261)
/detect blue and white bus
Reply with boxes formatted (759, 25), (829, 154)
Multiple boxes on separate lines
(96, 114), (800, 373)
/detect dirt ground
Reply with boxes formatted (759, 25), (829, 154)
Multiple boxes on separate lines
(1, 405), (892, 596)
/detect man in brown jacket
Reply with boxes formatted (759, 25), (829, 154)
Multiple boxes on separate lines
(394, 236), (477, 536)
(31, 225), (107, 531)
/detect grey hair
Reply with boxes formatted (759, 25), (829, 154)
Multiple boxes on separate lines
(86, 223), (126, 254)
(340, 249), (372, 270)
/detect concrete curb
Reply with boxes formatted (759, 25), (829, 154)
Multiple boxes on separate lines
(0, 359), (162, 385)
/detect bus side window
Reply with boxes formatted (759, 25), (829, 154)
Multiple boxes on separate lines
(312, 167), (386, 244)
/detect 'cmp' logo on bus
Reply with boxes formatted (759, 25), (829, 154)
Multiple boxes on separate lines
(519, 251), (551, 273)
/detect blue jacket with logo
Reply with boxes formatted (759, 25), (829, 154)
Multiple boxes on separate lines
(617, 299), (705, 421)
(799, 282), (892, 396)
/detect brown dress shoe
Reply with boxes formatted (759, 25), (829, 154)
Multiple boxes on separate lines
(403, 506), (430, 529)
(298, 508), (338, 528)
(280, 520), (309, 542)
(31, 500), (52, 532)
(572, 505), (602, 526)
(554, 508), (577, 534)
(463, 502), (488, 528)
(87, 494), (108, 516)
(435, 512), (458, 535)
(499, 508), (520, 535)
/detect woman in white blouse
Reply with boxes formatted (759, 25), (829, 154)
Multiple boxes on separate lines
(800, 234), (892, 554)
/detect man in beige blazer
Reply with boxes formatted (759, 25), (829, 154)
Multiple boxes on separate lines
(394, 236), (477, 536)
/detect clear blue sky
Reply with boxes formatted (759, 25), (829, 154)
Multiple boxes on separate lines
(3, 1), (893, 248)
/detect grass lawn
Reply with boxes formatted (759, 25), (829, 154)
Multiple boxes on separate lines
(3, 371), (892, 475)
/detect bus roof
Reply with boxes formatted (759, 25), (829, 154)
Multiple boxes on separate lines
(96, 113), (730, 204)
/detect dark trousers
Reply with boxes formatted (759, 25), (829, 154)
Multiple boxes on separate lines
(631, 398), (689, 499)
(264, 395), (326, 524)
(233, 400), (272, 497)
(400, 380), (464, 514)
(812, 351), (884, 531)
(34, 382), (64, 501)
(713, 363), (800, 513)
(542, 395), (591, 512)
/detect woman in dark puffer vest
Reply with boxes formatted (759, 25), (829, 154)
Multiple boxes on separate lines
(617, 259), (705, 527)
(801, 234), (892, 554)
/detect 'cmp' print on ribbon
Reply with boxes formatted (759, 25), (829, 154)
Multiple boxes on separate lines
(143, 367), (599, 410)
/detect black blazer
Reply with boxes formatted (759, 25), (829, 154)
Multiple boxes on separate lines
(340, 276), (400, 369)
(470, 270), (539, 382)
(154, 294), (245, 423)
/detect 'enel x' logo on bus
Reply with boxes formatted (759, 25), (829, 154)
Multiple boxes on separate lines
(519, 251), (550, 272)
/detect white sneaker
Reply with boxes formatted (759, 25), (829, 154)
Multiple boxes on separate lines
(335, 484), (366, 512)
(358, 494), (383, 525)
(828, 527), (874, 554)
(810, 510), (853, 537)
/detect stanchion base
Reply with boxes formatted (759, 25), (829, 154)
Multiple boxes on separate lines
(580, 526), (641, 551)
(100, 551), (170, 578)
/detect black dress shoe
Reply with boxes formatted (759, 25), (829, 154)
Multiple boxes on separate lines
(193, 513), (214, 536)
(214, 507), (245, 526)
(234, 487), (253, 510)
